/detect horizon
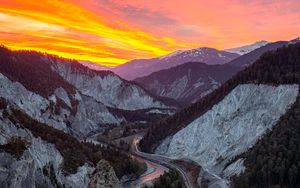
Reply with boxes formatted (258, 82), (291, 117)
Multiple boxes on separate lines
(1, 37), (298, 69)
(1, 0), (300, 66)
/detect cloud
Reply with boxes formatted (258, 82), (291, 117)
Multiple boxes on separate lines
(175, 25), (206, 37)
(119, 5), (177, 26)
(94, 0), (178, 27)
(1, 0), (300, 66)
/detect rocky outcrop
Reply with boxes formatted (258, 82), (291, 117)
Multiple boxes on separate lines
(88, 160), (121, 188)
(50, 59), (170, 110)
(0, 72), (122, 137)
(0, 116), (94, 188)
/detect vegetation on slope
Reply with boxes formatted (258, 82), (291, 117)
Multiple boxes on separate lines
(232, 95), (300, 188)
(140, 42), (300, 153)
(0, 137), (30, 158)
(143, 170), (183, 188)
(0, 46), (76, 98)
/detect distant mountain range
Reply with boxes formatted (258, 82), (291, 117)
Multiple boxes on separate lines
(113, 47), (240, 80)
(133, 39), (299, 106)
(98, 39), (300, 83)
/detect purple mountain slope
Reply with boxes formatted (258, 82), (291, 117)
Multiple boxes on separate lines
(113, 47), (239, 80)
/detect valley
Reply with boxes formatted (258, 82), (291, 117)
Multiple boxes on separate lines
(1, 32), (300, 188)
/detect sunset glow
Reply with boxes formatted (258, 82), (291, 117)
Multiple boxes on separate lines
(1, 0), (300, 66)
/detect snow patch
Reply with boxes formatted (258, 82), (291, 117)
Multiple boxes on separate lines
(225, 41), (269, 55)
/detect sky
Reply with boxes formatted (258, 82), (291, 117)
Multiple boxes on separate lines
(0, 0), (300, 66)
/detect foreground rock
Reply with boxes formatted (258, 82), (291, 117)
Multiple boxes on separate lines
(88, 160), (121, 188)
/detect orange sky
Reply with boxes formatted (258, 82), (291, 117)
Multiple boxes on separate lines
(0, 0), (299, 66)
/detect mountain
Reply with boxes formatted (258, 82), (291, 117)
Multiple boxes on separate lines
(113, 47), (240, 80)
(228, 41), (289, 67)
(134, 62), (242, 105)
(225, 40), (269, 55)
(49, 57), (176, 111)
(140, 42), (300, 187)
(228, 37), (300, 67)
(289, 37), (300, 44)
(0, 46), (176, 137)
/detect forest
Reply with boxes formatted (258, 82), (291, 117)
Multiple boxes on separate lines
(0, 45), (76, 99)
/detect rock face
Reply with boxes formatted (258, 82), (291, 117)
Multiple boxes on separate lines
(135, 62), (242, 105)
(113, 47), (239, 80)
(0, 114), (94, 188)
(156, 84), (299, 187)
(88, 160), (121, 188)
(50, 59), (169, 110)
(0, 72), (122, 136)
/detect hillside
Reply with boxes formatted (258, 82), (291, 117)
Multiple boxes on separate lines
(134, 62), (242, 105)
(0, 97), (145, 187)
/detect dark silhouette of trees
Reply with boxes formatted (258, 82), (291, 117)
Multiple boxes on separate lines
(232, 94), (300, 188)
(146, 170), (183, 188)
(0, 136), (30, 158)
(0, 46), (76, 99)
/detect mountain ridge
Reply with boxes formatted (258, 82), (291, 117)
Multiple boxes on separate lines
(113, 47), (239, 80)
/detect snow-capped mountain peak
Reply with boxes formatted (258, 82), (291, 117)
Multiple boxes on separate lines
(113, 47), (239, 80)
(225, 40), (269, 55)
(158, 50), (184, 60)
(289, 37), (300, 44)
